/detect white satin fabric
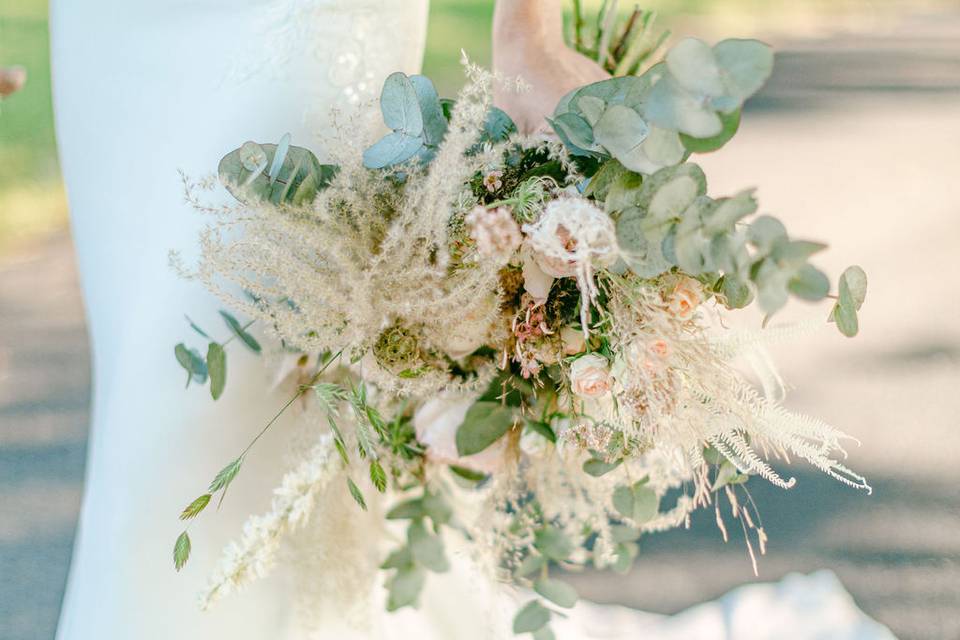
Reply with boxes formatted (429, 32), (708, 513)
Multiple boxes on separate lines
(51, 2), (435, 638)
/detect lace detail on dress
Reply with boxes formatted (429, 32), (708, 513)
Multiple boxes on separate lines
(226, 0), (427, 129)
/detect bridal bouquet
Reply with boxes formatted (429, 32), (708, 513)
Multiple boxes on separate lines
(171, 12), (868, 638)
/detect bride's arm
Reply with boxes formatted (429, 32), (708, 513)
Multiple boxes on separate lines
(492, 0), (607, 133)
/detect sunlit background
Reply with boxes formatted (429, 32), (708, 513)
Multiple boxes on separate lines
(2, 1), (958, 639)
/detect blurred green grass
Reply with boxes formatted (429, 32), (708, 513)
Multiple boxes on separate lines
(0, 0), (929, 253)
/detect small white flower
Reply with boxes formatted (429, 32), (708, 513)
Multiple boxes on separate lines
(569, 354), (613, 399)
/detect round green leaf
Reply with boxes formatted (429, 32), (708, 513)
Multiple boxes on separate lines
(534, 578), (579, 608)
(455, 401), (515, 457)
(788, 264), (830, 301)
(513, 600), (551, 634)
(533, 525), (574, 562)
(386, 565), (426, 611)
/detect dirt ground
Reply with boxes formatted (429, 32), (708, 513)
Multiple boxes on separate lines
(1, 11), (958, 640)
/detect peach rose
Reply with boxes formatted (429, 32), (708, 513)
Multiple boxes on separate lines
(668, 277), (703, 319)
(569, 353), (612, 398)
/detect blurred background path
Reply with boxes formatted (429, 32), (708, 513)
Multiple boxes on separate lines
(2, 2), (959, 639)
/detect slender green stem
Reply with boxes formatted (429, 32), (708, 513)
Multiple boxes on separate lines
(571, 0), (585, 48)
(239, 349), (344, 460)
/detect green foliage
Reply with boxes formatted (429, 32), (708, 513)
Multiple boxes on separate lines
(346, 477), (367, 511)
(408, 520), (450, 572)
(219, 311), (261, 353)
(206, 342), (226, 400)
(179, 494), (211, 521)
(173, 531), (191, 571)
(534, 578), (579, 608)
(455, 401), (515, 456)
(612, 479), (659, 524)
(219, 139), (336, 205)
(513, 600), (551, 634)
(831, 265), (868, 337)
(582, 455), (622, 477)
(533, 525), (574, 562)
(551, 36), (771, 172)
(364, 73), (449, 169)
(646, 38), (773, 138)
(174, 343), (207, 387)
(369, 459), (387, 493)
(713, 460), (750, 490)
(386, 565), (426, 611)
(208, 458), (243, 493)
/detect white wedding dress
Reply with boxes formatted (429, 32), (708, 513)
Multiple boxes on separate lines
(51, 1), (895, 638)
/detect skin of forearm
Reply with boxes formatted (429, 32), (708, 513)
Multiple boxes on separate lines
(492, 0), (607, 133)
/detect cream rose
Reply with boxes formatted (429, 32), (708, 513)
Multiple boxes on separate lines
(560, 326), (585, 355)
(569, 353), (612, 398)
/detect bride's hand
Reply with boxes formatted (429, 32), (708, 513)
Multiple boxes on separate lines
(493, 0), (608, 134)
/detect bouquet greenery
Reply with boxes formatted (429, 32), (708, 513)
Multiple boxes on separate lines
(171, 11), (868, 638)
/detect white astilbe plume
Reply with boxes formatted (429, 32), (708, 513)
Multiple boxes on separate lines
(602, 280), (871, 495)
(200, 434), (337, 609)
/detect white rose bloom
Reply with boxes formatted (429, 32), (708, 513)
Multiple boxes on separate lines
(569, 353), (613, 399)
(414, 396), (506, 473)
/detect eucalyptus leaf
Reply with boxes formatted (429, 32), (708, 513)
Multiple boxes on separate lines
(219, 141), (335, 206)
(592, 105), (651, 171)
(533, 627), (557, 640)
(408, 520), (449, 572)
(481, 106), (517, 144)
(379, 72), (423, 136)
(174, 343), (207, 386)
(513, 600), (551, 634)
(381, 546), (414, 570)
(455, 401), (515, 457)
(219, 311), (261, 353)
(387, 499), (425, 520)
(515, 554), (546, 578)
(533, 525), (574, 561)
(534, 578), (579, 608)
(612, 481), (659, 524)
(637, 163), (707, 222)
(788, 264), (830, 301)
(721, 274), (753, 309)
(680, 109), (741, 153)
(386, 565), (426, 611)
(409, 75), (447, 146)
(362, 131), (424, 169)
(267, 133), (291, 182)
(583, 457), (622, 477)
(616, 208), (673, 278)
(747, 215), (788, 253)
